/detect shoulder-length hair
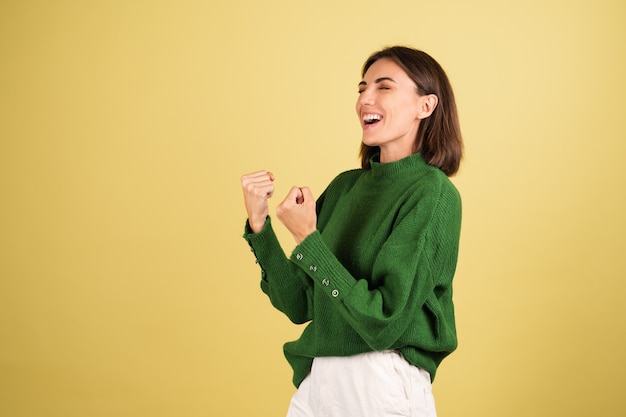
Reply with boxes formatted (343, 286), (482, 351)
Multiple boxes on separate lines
(359, 46), (463, 176)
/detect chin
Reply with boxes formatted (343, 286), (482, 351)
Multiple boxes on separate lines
(361, 136), (381, 147)
(362, 141), (384, 149)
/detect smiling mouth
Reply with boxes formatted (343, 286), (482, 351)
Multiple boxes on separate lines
(363, 114), (382, 125)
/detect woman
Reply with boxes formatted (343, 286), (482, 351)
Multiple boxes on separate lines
(241, 46), (463, 417)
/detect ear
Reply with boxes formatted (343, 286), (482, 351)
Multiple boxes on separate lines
(416, 94), (438, 120)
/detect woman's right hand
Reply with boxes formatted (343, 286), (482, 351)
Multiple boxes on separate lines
(240, 170), (275, 233)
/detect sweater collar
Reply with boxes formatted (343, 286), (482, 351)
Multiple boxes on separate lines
(369, 151), (428, 177)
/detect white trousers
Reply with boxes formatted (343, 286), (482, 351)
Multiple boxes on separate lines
(286, 350), (437, 417)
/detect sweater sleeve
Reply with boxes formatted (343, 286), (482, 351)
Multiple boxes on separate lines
(243, 217), (314, 324)
(289, 183), (461, 351)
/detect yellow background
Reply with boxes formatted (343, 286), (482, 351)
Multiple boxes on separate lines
(1, 0), (625, 416)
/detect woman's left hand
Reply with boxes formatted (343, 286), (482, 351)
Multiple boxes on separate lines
(276, 186), (317, 244)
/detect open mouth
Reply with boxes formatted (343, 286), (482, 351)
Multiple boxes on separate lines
(363, 113), (382, 126)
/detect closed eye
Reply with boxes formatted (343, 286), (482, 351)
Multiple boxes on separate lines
(358, 77), (396, 93)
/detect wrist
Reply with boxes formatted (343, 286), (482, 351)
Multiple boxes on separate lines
(294, 228), (315, 244)
(249, 217), (267, 233)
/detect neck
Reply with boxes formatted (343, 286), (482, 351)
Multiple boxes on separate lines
(379, 143), (414, 164)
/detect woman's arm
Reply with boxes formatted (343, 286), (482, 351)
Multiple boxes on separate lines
(241, 171), (314, 323)
(288, 183), (461, 351)
(243, 217), (314, 324)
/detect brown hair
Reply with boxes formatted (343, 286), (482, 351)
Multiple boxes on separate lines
(359, 46), (463, 176)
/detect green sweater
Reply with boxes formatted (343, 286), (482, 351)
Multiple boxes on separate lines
(243, 152), (462, 388)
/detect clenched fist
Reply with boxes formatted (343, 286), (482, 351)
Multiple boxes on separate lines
(241, 170), (275, 233)
(276, 186), (317, 244)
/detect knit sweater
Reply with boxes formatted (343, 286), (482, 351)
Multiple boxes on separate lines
(243, 152), (462, 388)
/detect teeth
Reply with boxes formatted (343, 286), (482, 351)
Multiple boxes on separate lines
(363, 114), (382, 123)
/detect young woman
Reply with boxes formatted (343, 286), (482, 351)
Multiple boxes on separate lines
(241, 46), (463, 417)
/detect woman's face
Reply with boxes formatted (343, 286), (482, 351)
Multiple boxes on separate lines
(356, 58), (424, 162)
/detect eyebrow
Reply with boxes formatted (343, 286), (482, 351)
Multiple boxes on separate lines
(358, 77), (398, 86)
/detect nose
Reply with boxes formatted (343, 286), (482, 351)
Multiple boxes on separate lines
(358, 87), (375, 106)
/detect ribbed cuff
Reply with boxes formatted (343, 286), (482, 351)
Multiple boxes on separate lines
(289, 231), (356, 302)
